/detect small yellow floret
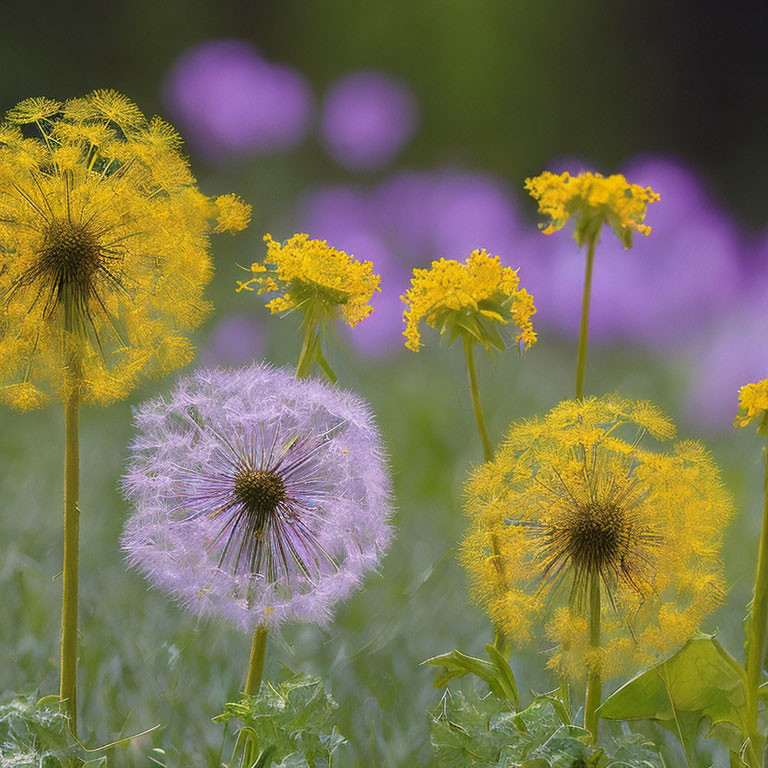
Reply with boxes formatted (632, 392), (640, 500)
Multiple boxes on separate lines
(735, 378), (768, 432)
(213, 193), (252, 234)
(401, 248), (537, 353)
(238, 233), (380, 328)
(525, 171), (660, 248)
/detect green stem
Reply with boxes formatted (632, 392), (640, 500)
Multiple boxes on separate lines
(244, 626), (268, 695)
(463, 336), (493, 463)
(296, 318), (319, 379)
(239, 626), (268, 768)
(745, 444), (768, 766)
(60, 354), (81, 735)
(575, 234), (597, 400)
(584, 575), (602, 743)
(462, 335), (507, 654)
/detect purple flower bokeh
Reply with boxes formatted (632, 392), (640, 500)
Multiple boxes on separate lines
(321, 70), (419, 171)
(683, 232), (768, 432)
(163, 39), (313, 160)
(121, 364), (393, 631)
(200, 313), (266, 368)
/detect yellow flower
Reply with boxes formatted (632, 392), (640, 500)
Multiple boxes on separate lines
(401, 249), (537, 353)
(461, 394), (732, 680)
(0, 90), (251, 411)
(237, 233), (380, 328)
(524, 171), (660, 248)
(735, 378), (768, 433)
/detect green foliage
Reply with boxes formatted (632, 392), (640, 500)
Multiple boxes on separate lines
(428, 688), (665, 768)
(215, 673), (347, 768)
(0, 693), (97, 767)
(597, 634), (761, 766)
(423, 643), (521, 707)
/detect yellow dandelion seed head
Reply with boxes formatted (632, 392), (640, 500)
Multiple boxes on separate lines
(524, 170), (660, 249)
(239, 233), (380, 329)
(0, 90), (249, 410)
(401, 248), (537, 354)
(462, 393), (732, 680)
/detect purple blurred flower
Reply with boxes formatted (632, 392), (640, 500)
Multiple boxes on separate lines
(321, 70), (418, 171)
(122, 365), (393, 631)
(531, 156), (742, 348)
(684, 233), (768, 432)
(338, 232), (410, 356)
(200, 313), (266, 368)
(299, 184), (374, 245)
(372, 169), (528, 264)
(163, 39), (312, 160)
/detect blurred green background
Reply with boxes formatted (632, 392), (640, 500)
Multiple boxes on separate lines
(1, 2), (767, 766)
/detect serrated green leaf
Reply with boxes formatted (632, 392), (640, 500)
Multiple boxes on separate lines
(429, 689), (664, 768)
(217, 673), (347, 768)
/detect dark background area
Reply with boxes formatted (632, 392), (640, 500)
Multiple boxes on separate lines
(3, 1), (766, 222)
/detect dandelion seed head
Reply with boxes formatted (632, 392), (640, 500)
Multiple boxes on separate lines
(121, 363), (394, 631)
(461, 394), (732, 680)
(0, 91), (251, 411)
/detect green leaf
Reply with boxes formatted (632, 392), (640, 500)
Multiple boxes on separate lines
(216, 672), (347, 768)
(423, 649), (509, 700)
(428, 689), (664, 768)
(597, 634), (759, 761)
(484, 643), (520, 709)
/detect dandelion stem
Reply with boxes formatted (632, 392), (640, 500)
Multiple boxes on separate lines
(584, 574), (602, 743)
(244, 625), (268, 695)
(296, 318), (319, 379)
(744, 443), (768, 766)
(463, 335), (508, 653)
(60, 347), (81, 735)
(463, 336), (493, 463)
(575, 233), (597, 400)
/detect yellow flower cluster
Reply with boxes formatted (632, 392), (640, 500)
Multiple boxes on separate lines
(401, 249), (537, 353)
(524, 171), (660, 248)
(461, 394), (732, 680)
(0, 91), (251, 411)
(237, 233), (380, 328)
(735, 378), (768, 432)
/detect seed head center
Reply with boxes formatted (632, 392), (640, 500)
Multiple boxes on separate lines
(233, 468), (286, 529)
(41, 220), (101, 287)
(565, 501), (627, 571)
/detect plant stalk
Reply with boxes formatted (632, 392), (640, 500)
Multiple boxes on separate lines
(584, 574), (602, 743)
(463, 336), (493, 463)
(745, 443), (768, 766)
(244, 625), (268, 696)
(462, 335), (508, 654)
(575, 234), (597, 400)
(60, 351), (81, 734)
(296, 318), (318, 379)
